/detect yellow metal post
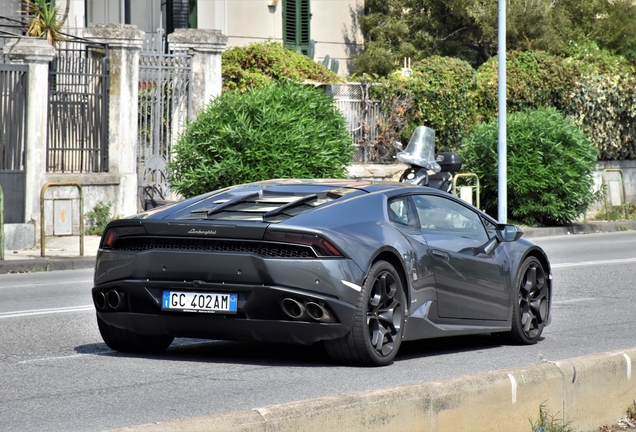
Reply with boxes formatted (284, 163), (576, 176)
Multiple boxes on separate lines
(452, 173), (480, 209)
(40, 182), (84, 257)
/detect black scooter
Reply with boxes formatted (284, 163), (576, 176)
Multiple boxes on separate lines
(394, 126), (462, 193)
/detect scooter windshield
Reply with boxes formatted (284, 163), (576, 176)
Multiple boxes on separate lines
(396, 126), (441, 172)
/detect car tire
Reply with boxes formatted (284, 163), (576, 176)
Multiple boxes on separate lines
(325, 260), (405, 366)
(97, 314), (174, 354)
(506, 256), (550, 344)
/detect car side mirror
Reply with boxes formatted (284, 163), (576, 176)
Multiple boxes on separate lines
(496, 224), (523, 242)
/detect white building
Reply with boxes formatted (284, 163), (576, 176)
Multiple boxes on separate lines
(1, 0), (364, 76)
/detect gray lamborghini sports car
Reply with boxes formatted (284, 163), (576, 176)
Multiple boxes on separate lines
(93, 179), (552, 366)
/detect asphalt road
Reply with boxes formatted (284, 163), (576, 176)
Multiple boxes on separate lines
(1, 231), (635, 431)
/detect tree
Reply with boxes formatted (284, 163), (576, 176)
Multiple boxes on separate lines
(356, 0), (636, 76)
(587, 0), (636, 61)
(357, 0), (460, 75)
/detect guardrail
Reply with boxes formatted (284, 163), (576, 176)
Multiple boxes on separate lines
(40, 182), (84, 258)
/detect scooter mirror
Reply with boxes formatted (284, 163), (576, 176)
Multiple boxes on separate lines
(393, 141), (403, 150)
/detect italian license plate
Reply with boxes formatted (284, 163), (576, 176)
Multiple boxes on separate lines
(162, 291), (237, 314)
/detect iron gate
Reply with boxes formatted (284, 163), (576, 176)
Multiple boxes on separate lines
(327, 83), (381, 163)
(138, 49), (192, 209)
(47, 37), (109, 173)
(0, 63), (28, 223)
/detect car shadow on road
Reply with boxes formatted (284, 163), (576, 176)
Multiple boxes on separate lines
(75, 333), (533, 368)
(74, 338), (334, 368)
(396, 334), (505, 361)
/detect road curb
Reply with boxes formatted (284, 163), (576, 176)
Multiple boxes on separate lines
(0, 256), (96, 273)
(523, 220), (636, 238)
(115, 348), (636, 432)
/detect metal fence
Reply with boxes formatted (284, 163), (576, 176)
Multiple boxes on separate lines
(47, 37), (110, 173)
(0, 12), (25, 62)
(326, 82), (382, 163)
(138, 48), (192, 208)
(0, 63), (28, 223)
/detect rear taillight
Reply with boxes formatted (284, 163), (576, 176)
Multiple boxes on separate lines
(101, 226), (147, 249)
(263, 231), (342, 257)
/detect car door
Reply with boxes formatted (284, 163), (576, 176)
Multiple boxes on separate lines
(387, 196), (436, 296)
(411, 194), (510, 321)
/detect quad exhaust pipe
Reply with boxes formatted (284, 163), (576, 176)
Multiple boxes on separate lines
(281, 298), (335, 323)
(305, 302), (333, 323)
(107, 290), (122, 310)
(94, 290), (125, 311)
(281, 298), (308, 320)
(95, 291), (106, 310)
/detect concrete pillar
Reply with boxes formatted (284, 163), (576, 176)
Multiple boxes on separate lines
(3, 38), (55, 241)
(168, 29), (228, 116)
(84, 23), (144, 218)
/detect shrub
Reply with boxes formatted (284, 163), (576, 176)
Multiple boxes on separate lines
(460, 108), (599, 226)
(567, 41), (635, 75)
(222, 41), (342, 93)
(371, 56), (479, 152)
(85, 201), (113, 236)
(168, 81), (354, 197)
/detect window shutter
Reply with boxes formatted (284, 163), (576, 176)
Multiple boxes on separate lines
(283, 0), (297, 51)
(283, 0), (310, 56)
(299, 0), (310, 48)
(167, 0), (196, 35)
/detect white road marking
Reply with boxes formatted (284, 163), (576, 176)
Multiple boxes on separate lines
(19, 354), (90, 364)
(0, 305), (94, 319)
(625, 353), (632, 380)
(551, 257), (636, 268)
(552, 298), (595, 305)
(0, 279), (93, 290)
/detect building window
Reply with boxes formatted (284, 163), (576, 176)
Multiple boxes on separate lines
(166, 0), (197, 35)
(283, 0), (310, 55)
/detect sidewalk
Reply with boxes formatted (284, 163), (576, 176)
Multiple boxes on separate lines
(1, 220), (636, 274)
(522, 219), (636, 239)
(0, 235), (100, 273)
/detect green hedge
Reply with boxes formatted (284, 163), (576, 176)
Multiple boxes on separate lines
(565, 73), (636, 159)
(475, 50), (577, 121)
(222, 41), (342, 93)
(371, 56), (479, 152)
(371, 49), (636, 161)
(476, 49), (636, 160)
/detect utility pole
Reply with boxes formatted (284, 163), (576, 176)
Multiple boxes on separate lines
(498, 0), (507, 223)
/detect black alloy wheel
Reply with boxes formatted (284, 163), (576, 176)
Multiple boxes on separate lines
(325, 260), (405, 366)
(508, 256), (549, 344)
